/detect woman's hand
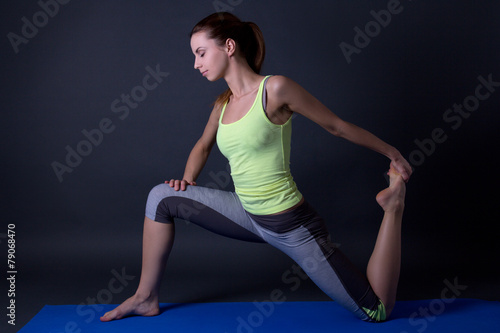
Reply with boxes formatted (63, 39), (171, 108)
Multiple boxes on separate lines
(390, 154), (412, 182)
(165, 179), (197, 191)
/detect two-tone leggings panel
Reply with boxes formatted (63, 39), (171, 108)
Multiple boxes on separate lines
(145, 183), (264, 243)
(145, 184), (386, 322)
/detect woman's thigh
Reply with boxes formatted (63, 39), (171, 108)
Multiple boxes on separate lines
(248, 201), (384, 321)
(146, 184), (265, 243)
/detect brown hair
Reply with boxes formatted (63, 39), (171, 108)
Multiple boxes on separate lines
(190, 12), (266, 108)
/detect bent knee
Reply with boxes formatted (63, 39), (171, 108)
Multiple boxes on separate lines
(384, 302), (394, 319)
(363, 299), (388, 323)
(145, 183), (175, 222)
(145, 185), (204, 224)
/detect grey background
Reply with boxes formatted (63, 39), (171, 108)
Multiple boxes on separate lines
(1, 0), (499, 331)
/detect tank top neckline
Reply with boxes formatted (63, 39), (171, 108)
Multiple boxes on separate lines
(220, 75), (271, 126)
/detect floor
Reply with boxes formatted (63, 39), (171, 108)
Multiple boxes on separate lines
(10, 253), (500, 332)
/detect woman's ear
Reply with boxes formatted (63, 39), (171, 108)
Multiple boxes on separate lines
(225, 38), (236, 57)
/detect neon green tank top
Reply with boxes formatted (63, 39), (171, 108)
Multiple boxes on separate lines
(216, 75), (303, 215)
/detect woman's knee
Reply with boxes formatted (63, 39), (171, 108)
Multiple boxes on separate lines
(145, 183), (174, 221)
(148, 183), (188, 203)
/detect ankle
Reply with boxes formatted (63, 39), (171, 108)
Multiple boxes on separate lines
(384, 201), (405, 214)
(134, 290), (158, 302)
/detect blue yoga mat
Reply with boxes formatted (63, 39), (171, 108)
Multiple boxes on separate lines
(18, 299), (500, 333)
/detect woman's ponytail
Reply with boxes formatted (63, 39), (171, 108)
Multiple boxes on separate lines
(244, 22), (265, 74)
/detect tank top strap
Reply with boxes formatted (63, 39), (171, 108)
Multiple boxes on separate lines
(262, 75), (273, 112)
(220, 75), (273, 125)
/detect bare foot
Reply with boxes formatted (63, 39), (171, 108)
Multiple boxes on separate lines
(100, 293), (160, 322)
(376, 168), (406, 213)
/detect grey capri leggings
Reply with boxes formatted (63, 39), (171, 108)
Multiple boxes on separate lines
(145, 183), (386, 322)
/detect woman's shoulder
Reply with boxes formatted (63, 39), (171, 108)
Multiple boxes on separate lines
(265, 75), (299, 101)
(266, 74), (291, 85)
(266, 75), (294, 93)
(211, 102), (224, 119)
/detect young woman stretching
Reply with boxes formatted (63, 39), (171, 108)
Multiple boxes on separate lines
(101, 12), (412, 323)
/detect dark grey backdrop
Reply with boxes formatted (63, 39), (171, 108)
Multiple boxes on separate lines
(1, 0), (499, 331)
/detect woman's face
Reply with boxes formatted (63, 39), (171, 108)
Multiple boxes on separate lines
(190, 31), (229, 82)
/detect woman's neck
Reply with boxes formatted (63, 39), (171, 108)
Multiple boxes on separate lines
(224, 59), (263, 99)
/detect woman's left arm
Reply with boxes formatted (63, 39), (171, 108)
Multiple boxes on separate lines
(267, 75), (412, 181)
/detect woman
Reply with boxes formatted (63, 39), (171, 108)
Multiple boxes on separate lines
(101, 12), (411, 323)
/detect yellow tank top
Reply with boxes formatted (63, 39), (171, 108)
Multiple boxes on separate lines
(216, 75), (303, 215)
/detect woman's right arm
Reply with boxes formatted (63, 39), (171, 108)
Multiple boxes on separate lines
(167, 105), (220, 191)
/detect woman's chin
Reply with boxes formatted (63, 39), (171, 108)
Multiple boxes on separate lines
(206, 73), (223, 82)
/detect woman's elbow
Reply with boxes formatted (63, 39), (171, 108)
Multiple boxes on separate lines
(326, 121), (345, 138)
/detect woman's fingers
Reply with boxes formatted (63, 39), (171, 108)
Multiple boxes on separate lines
(164, 179), (196, 191)
(180, 180), (188, 191)
(390, 160), (411, 182)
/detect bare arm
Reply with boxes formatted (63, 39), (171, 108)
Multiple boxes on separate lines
(266, 75), (412, 181)
(167, 105), (220, 190)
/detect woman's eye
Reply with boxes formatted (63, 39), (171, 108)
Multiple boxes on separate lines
(200, 53), (205, 57)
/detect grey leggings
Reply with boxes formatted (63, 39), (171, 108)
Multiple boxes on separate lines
(145, 184), (385, 322)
